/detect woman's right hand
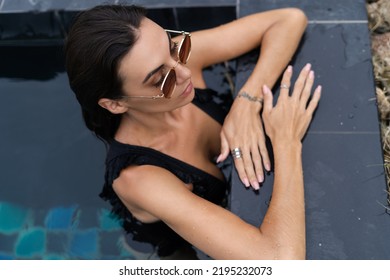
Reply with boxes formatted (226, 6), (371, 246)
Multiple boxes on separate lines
(262, 64), (321, 146)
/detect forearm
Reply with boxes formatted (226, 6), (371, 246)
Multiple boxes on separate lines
(259, 142), (306, 259)
(241, 12), (307, 98)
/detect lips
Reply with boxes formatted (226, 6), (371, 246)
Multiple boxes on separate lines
(180, 81), (193, 97)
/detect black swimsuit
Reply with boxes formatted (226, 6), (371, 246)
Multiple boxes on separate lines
(100, 88), (233, 257)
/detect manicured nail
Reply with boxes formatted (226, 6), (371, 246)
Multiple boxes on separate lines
(257, 174), (264, 183)
(216, 155), (222, 163)
(305, 63), (312, 71)
(287, 65), (292, 72)
(243, 178), (250, 187)
(265, 163), (271, 171)
(252, 181), (260, 190)
(309, 70), (314, 79)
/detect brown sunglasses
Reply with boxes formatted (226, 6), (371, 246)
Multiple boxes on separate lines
(123, 29), (191, 100)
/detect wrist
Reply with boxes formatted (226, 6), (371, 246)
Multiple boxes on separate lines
(272, 140), (302, 154)
(235, 91), (263, 112)
(237, 91), (263, 103)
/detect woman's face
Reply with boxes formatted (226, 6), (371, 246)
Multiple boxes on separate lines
(117, 18), (194, 112)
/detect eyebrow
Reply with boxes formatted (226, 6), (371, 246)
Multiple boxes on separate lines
(142, 31), (172, 84)
(142, 64), (164, 84)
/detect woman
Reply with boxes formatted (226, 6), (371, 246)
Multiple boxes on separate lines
(65, 5), (321, 259)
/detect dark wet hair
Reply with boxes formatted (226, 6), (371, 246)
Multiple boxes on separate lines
(64, 5), (147, 143)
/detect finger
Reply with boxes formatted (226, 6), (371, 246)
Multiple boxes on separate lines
(259, 139), (271, 172)
(216, 132), (229, 163)
(233, 155), (250, 188)
(251, 145), (265, 183)
(279, 65), (293, 98)
(300, 70), (315, 106)
(248, 143), (264, 184)
(292, 63), (311, 100)
(241, 148), (260, 190)
(306, 85), (322, 114)
(262, 85), (273, 114)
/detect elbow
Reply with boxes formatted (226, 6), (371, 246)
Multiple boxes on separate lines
(286, 8), (308, 29)
(252, 244), (306, 260)
(279, 240), (306, 260)
(266, 246), (306, 260)
(280, 248), (306, 260)
(260, 231), (306, 260)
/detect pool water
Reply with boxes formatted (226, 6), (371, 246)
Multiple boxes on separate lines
(0, 6), (235, 259)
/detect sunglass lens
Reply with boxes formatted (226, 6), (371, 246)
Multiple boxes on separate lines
(162, 70), (176, 98)
(179, 35), (191, 63)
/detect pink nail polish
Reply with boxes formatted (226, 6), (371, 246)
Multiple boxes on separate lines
(243, 178), (250, 187)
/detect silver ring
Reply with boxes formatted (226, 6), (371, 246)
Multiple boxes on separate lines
(231, 147), (243, 159)
(280, 84), (290, 90)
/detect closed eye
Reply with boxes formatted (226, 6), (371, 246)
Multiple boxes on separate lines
(170, 41), (178, 57)
(153, 41), (178, 88)
(153, 74), (165, 88)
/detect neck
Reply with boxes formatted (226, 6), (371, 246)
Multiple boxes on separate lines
(115, 106), (186, 145)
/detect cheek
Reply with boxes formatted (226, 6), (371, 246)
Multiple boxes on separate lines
(120, 81), (140, 96)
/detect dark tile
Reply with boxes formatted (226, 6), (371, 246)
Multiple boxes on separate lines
(147, 8), (177, 29)
(68, 228), (99, 259)
(176, 7), (236, 31)
(0, 13), (63, 46)
(99, 231), (126, 259)
(303, 133), (388, 259)
(77, 207), (100, 229)
(238, 0), (367, 21)
(235, 23), (378, 133)
(0, 46), (64, 78)
(230, 161), (273, 226)
(0, 233), (18, 252)
(148, 6), (235, 33)
(288, 23), (376, 133)
(130, 0), (236, 8)
(46, 232), (70, 255)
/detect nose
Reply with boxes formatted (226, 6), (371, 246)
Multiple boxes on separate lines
(173, 61), (191, 85)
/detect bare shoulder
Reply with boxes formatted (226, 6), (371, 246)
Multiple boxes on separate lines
(112, 164), (191, 223)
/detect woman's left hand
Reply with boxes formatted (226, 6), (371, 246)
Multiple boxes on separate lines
(217, 97), (270, 190)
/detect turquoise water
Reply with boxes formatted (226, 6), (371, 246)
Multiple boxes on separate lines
(0, 201), (139, 259)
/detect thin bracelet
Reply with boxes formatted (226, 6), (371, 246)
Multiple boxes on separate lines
(238, 91), (263, 104)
